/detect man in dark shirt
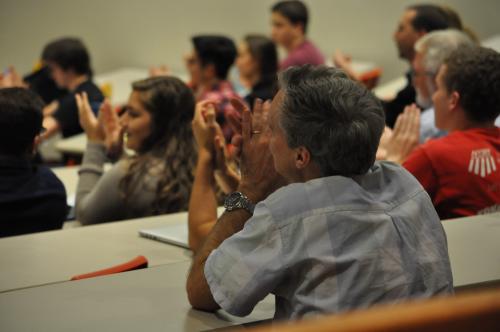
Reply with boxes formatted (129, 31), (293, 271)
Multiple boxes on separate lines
(41, 38), (103, 139)
(0, 88), (67, 237)
(384, 4), (453, 127)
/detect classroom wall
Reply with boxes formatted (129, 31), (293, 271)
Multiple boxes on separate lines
(1, 0), (499, 84)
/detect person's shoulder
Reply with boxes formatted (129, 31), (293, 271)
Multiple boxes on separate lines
(301, 39), (325, 61)
(302, 39), (321, 51)
(421, 128), (497, 154)
(35, 166), (67, 197)
(258, 181), (315, 228)
(371, 161), (421, 185)
(258, 165), (426, 231)
(56, 91), (77, 109)
(358, 162), (425, 202)
(419, 133), (460, 153)
(77, 80), (104, 100)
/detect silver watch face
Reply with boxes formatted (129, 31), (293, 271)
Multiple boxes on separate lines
(224, 192), (244, 210)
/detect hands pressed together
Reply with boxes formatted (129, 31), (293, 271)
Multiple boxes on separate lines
(229, 98), (285, 203)
(0, 66), (26, 89)
(192, 97), (284, 202)
(378, 103), (421, 164)
(75, 92), (123, 157)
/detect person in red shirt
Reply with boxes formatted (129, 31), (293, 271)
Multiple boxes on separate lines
(387, 46), (500, 219)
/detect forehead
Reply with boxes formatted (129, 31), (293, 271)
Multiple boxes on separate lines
(47, 62), (62, 71)
(270, 90), (285, 113)
(271, 12), (292, 25)
(128, 91), (146, 109)
(436, 64), (447, 84)
(400, 9), (417, 26)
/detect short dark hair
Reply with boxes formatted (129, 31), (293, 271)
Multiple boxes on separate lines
(244, 34), (278, 83)
(0, 88), (44, 156)
(278, 65), (385, 177)
(42, 37), (92, 75)
(407, 4), (450, 33)
(192, 35), (237, 80)
(272, 0), (309, 34)
(443, 46), (500, 123)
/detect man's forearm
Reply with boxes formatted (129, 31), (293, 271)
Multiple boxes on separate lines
(188, 150), (218, 252)
(186, 208), (251, 311)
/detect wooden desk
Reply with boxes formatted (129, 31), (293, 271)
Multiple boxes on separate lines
(1, 209), (498, 297)
(0, 261), (275, 332)
(55, 132), (87, 155)
(52, 165), (80, 196)
(442, 212), (500, 289)
(52, 164), (112, 197)
(0, 213), (192, 293)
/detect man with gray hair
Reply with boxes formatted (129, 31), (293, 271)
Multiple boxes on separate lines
(412, 29), (475, 142)
(186, 65), (453, 320)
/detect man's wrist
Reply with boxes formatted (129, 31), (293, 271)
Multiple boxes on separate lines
(236, 183), (265, 204)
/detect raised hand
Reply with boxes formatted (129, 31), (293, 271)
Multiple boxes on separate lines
(76, 92), (105, 143)
(149, 65), (171, 77)
(385, 103), (421, 164)
(0, 66), (25, 88)
(100, 101), (123, 156)
(236, 98), (284, 202)
(192, 100), (220, 152)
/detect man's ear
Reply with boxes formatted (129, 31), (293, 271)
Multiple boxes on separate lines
(32, 135), (42, 154)
(295, 146), (311, 169)
(449, 91), (460, 112)
(292, 22), (305, 36)
(203, 63), (217, 79)
(417, 30), (427, 39)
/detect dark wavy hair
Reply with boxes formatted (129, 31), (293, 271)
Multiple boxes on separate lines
(244, 34), (278, 85)
(119, 76), (196, 214)
(443, 46), (500, 123)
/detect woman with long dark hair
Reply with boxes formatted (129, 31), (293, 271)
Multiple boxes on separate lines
(236, 34), (279, 107)
(75, 76), (196, 224)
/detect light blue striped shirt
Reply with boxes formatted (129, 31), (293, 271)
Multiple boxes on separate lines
(205, 162), (453, 319)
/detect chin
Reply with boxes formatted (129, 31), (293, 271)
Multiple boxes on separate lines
(125, 142), (137, 151)
(416, 94), (432, 109)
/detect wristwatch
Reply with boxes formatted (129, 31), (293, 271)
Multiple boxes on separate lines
(224, 192), (255, 214)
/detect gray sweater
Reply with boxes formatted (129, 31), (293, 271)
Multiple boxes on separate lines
(75, 143), (159, 225)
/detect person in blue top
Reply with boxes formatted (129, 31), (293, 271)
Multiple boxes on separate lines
(187, 65), (453, 320)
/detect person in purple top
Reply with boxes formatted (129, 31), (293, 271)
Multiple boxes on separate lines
(270, 1), (325, 70)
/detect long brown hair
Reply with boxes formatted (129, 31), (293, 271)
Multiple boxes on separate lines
(119, 76), (196, 214)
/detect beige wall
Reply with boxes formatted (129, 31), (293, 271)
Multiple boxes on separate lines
(1, 0), (499, 83)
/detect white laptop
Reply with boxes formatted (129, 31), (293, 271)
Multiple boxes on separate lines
(138, 207), (225, 249)
(139, 222), (190, 249)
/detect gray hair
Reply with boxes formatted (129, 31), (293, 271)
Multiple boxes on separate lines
(415, 29), (475, 74)
(278, 65), (385, 177)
